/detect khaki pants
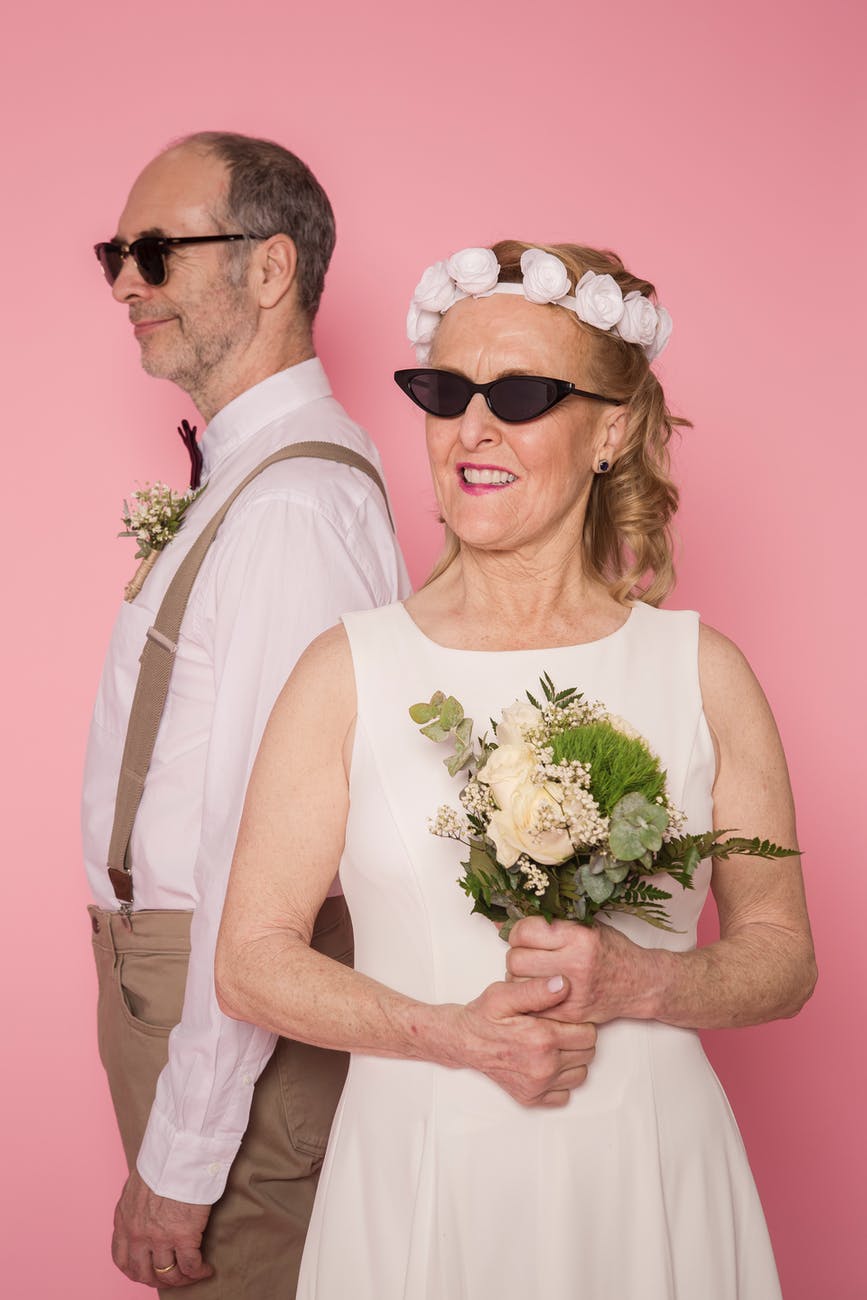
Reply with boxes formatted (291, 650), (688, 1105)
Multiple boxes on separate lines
(89, 898), (352, 1299)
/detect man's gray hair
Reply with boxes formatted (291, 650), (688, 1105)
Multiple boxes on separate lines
(178, 131), (336, 321)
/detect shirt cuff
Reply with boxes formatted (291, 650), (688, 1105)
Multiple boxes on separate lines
(136, 1090), (254, 1203)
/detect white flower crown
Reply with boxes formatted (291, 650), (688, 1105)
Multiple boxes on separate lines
(407, 246), (672, 365)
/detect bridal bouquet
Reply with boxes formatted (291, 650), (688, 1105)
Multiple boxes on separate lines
(410, 674), (796, 938)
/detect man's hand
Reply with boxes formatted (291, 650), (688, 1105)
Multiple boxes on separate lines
(507, 917), (663, 1025)
(112, 1169), (214, 1289)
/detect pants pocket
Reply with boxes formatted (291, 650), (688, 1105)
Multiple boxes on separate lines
(116, 949), (189, 1036)
(275, 1035), (350, 1159)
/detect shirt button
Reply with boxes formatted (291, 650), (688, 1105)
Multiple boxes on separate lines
(207, 1162), (221, 1176)
(242, 1074), (253, 1086)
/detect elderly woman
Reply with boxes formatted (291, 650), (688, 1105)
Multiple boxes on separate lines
(216, 241), (816, 1299)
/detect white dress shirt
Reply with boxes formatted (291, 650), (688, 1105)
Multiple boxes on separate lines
(82, 358), (410, 1203)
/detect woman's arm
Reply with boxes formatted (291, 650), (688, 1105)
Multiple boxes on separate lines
(215, 624), (596, 1106)
(506, 623), (817, 1028)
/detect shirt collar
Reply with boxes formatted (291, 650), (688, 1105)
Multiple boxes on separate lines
(200, 357), (332, 478)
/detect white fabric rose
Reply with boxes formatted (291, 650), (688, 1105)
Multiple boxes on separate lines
(573, 270), (625, 330)
(488, 783), (573, 868)
(645, 305), (673, 361)
(496, 701), (543, 748)
(406, 300), (441, 347)
(519, 249), (571, 304)
(413, 260), (462, 314)
(477, 743), (537, 813)
(615, 290), (659, 349)
(446, 247), (500, 296)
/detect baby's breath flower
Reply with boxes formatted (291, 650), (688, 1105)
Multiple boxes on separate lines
(541, 757), (591, 787)
(562, 785), (609, 848)
(428, 804), (469, 839)
(459, 779), (494, 817)
(662, 801), (687, 841)
(528, 795), (567, 837)
(120, 481), (203, 558)
(516, 855), (549, 897)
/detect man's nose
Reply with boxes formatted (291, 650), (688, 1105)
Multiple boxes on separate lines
(457, 394), (502, 450)
(111, 252), (152, 304)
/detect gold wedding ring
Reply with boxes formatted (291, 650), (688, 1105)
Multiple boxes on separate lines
(153, 1260), (178, 1274)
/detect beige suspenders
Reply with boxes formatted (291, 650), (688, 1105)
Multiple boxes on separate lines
(106, 440), (394, 912)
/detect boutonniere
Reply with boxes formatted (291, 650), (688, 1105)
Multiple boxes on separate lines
(120, 481), (204, 601)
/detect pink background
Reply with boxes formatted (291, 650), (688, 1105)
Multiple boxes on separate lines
(2, 1), (865, 1295)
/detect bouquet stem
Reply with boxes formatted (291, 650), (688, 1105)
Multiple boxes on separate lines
(124, 550), (159, 602)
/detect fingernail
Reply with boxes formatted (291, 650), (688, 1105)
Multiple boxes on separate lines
(547, 975), (564, 992)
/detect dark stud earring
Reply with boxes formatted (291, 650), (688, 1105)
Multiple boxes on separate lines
(597, 459), (610, 473)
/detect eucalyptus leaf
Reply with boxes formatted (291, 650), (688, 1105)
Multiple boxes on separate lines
(420, 720), (450, 743)
(579, 864), (615, 904)
(604, 861), (630, 883)
(612, 792), (668, 833)
(638, 825), (664, 853)
(455, 717), (473, 746)
(445, 748), (474, 777)
(439, 696), (464, 730)
(409, 702), (439, 724)
(608, 822), (645, 861)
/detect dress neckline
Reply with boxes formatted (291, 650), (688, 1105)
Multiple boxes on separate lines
(395, 600), (639, 656)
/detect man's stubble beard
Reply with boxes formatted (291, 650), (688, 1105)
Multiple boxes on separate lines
(139, 277), (259, 402)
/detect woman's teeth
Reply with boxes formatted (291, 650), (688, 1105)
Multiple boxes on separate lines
(462, 467), (517, 485)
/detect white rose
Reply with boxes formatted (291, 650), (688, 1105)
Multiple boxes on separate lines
(406, 300), (441, 346)
(413, 260), (462, 313)
(446, 246), (500, 296)
(645, 305), (673, 361)
(477, 743), (537, 813)
(520, 249), (571, 304)
(605, 712), (642, 740)
(573, 270), (625, 330)
(486, 809), (525, 869)
(488, 782), (573, 868)
(496, 700), (543, 748)
(615, 290), (659, 348)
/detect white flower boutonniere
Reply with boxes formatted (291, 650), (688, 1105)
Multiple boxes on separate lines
(120, 481), (203, 602)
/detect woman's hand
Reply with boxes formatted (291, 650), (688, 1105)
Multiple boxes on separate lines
(437, 974), (597, 1107)
(506, 918), (656, 1025)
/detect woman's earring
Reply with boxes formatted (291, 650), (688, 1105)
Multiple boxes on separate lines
(596, 459), (610, 474)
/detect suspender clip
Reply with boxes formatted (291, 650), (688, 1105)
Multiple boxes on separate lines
(146, 626), (178, 654)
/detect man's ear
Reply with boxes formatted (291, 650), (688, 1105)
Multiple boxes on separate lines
(256, 234), (299, 309)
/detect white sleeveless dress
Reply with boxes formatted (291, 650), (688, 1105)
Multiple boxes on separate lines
(296, 601), (781, 1300)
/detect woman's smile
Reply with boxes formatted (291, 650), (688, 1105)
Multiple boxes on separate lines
(457, 462), (519, 493)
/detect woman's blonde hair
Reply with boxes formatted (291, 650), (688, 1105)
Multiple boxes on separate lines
(425, 239), (687, 606)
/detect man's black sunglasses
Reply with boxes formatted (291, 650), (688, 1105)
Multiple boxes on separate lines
(94, 234), (258, 287)
(393, 369), (625, 424)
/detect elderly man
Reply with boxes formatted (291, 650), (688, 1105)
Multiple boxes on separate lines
(84, 132), (408, 1294)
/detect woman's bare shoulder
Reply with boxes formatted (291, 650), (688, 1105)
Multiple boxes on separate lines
(296, 621), (354, 674)
(697, 621), (780, 752)
(269, 622), (356, 736)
